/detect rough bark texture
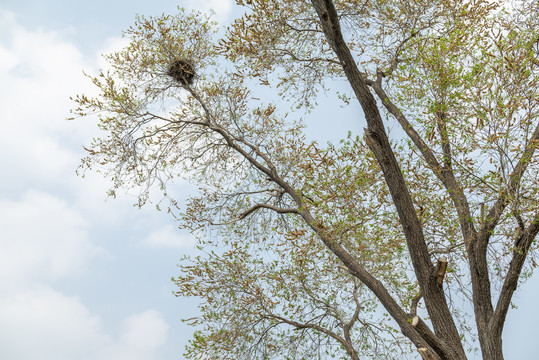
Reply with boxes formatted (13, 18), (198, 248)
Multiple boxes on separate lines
(309, 0), (468, 358)
(305, 1), (539, 359)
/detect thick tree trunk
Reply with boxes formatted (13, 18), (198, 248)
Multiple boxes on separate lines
(480, 329), (504, 360)
(309, 0), (467, 358)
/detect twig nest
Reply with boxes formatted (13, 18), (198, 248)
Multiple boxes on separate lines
(167, 59), (195, 86)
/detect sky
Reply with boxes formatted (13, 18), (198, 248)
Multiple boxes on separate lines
(0, 0), (538, 359)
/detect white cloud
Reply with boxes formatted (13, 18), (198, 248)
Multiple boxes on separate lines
(0, 286), (108, 360)
(0, 189), (104, 284)
(0, 9), (141, 223)
(0, 8), (188, 360)
(0, 10), (90, 132)
(0, 286), (169, 360)
(140, 224), (196, 249)
(96, 35), (131, 69)
(119, 310), (169, 349)
(0, 9), (97, 185)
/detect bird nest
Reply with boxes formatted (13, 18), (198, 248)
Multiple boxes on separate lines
(167, 59), (195, 86)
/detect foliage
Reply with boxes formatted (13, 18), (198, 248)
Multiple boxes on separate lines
(71, 1), (539, 359)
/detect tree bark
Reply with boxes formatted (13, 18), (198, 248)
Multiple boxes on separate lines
(309, 0), (467, 358)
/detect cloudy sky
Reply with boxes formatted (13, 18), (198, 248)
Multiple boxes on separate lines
(0, 0), (538, 359)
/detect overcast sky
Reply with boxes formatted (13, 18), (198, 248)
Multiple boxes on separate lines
(0, 0), (538, 359)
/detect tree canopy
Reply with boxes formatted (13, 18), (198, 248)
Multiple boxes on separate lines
(71, 1), (539, 359)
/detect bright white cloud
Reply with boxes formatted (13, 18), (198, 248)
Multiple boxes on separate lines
(0, 189), (104, 284)
(0, 286), (108, 360)
(0, 10), (89, 132)
(119, 310), (169, 349)
(0, 9), (141, 223)
(0, 9), (95, 185)
(0, 7), (189, 360)
(0, 286), (169, 360)
(140, 224), (196, 249)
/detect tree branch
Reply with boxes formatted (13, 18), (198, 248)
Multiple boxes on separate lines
(368, 83), (476, 244)
(435, 110), (453, 170)
(345, 281), (362, 331)
(410, 292), (422, 317)
(238, 203), (300, 220)
(477, 120), (539, 249)
(436, 258), (448, 287)
(264, 312), (360, 360)
(367, 58), (502, 349)
(309, 1), (463, 357)
(491, 213), (539, 336)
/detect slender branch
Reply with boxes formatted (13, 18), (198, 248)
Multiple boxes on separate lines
(435, 110), (453, 169)
(477, 120), (539, 248)
(238, 203), (300, 220)
(345, 282), (362, 331)
(368, 83), (476, 244)
(182, 87), (283, 182)
(297, 277), (350, 328)
(283, 20), (322, 34)
(274, 47), (341, 65)
(428, 242), (465, 256)
(342, 283), (362, 360)
(491, 213), (539, 335)
(263, 312), (360, 360)
(410, 292), (423, 317)
(380, 30), (419, 78)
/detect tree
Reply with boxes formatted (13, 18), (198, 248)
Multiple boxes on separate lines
(71, 1), (539, 359)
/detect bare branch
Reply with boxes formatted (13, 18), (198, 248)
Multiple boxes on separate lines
(477, 121), (539, 248)
(263, 312), (360, 360)
(410, 292), (422, 317)
(491, 213), (539, 335)
(368, 83), (476, 244)
(238, 203), (300, 220)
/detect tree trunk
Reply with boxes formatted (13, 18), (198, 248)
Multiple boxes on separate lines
(480, 331), (504, 360)
(309, 0), (467, 358)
